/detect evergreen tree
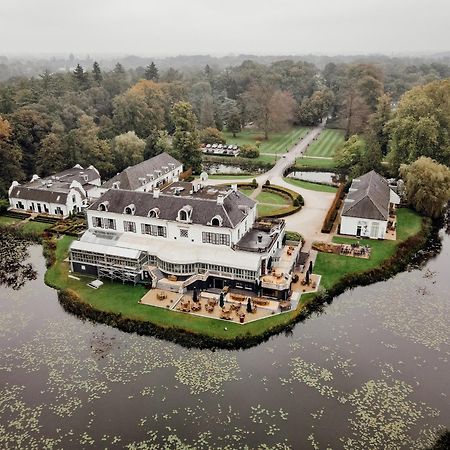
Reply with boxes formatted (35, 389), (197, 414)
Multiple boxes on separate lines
(72, 64), (90, 90)
(92, 61), (103, 83)
(144, 62), (159, 81)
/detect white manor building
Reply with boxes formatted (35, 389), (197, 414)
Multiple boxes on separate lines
(97, 152), (183, 197)
(8, 165), (101, 218)
(69, 181), (302, 299)
(340, 171), (400, 239)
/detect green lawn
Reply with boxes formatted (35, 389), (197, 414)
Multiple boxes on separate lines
(314, 208), (423, 289)
(21, 221), (50, 233)
(0, 216), (21, 226)
(305, 129), (345, 158)
(257, 204), (291, 217)
(239, 188), (255, 197)
(294, 156), (338, 170)
(45, 236), (301, 340)
(208, 174), (256, 180)
(283, 177), (338, 193)
(223, 127), (310, 155)
(256, 191), (290, 205)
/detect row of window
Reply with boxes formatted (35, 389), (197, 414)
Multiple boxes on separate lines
(16, 201), (63, 215)
(71, 248), (257, 281)
(202, 232), (230, 246)
(91, 217), (230, 246)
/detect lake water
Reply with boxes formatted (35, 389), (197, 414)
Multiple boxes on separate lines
(204, 163), (248, 174)
(1, 233), (449, 448)
(289, 171), (339, 185)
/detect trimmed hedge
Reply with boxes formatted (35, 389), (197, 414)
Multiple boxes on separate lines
(258, 185), (305, 219)
(321, 184), (345, 233)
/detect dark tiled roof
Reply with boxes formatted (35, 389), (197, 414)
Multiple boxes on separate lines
(10, 186), (68, 204)
(9, 165), (99, 204)
(341, 171), (390, 221)
(90, 188), (255, 228)
(102, 153), (182, 190)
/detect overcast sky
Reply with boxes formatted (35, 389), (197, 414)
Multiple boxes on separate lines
(1, 0), (449, 56)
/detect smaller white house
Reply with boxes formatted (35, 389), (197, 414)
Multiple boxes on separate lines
(8, 165), (101, 218)
(97, 152), (183, 198)
(340, 171), (400, 239)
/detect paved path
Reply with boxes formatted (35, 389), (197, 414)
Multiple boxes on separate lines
(195, 122), (335, 248)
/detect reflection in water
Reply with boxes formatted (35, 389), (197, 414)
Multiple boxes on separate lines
(0, 238), (449, 448)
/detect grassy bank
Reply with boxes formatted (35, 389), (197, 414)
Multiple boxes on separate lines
(314, 208), (423, 289)
(293, 156), (337, 170)
(46, 236), (303, 341)
(43, 207), (430, 348)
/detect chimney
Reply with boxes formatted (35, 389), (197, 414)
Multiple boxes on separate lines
(231, 184), (238, 192)
(153, 188), (160, 198)
(216, 195), (224, 205)
(257, 234), (263, 243)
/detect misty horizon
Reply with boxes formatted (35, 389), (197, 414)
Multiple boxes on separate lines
(1, 0), (449, 56)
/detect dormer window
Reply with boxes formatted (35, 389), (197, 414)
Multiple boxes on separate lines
(113, 182), (120, 189)
(98, 201), (109, 212)
(124, 204), (135, 215)
(177, 205), (192, 223)
(210, 215), (223, 227)
(148, 207), (160, 218)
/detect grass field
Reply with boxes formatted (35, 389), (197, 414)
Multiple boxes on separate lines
(223, 127), (310, 155)
(239, 188), (255, 197)
(208, 174), (256, 180)
(305, 129), (345, 158)
(257, 204), (291, 217)
(294, 156), (338, 170)
(21, 221), (50, 233)
(256, 191), (290, 205)
(45, 236), (300, 340)
(283, 178), (338, 193)
(0, 216), (21, 226)
(314, 209), (423, 289)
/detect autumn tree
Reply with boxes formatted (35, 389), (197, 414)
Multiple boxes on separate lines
(112, 131), (145, 172)
(199, 95), (215, 128)
(35, 133), (67, 176)
(66, 114), (113, 175)
(171, 101), (201, 173)
(400, 157), (450, 218)
(200, 127), (226, 145)
(244, 82), (295, 139)
(297, 90), (333, 126)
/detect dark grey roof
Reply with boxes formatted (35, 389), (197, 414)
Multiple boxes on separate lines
(9, 165), (100, 204)
(342, 171), (390, 221)
(90, 187), (255, 228)
(102, 153), (182, 191)
(10, 186), (68, 204)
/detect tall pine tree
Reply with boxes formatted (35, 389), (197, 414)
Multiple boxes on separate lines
(144, 62), (159, 81)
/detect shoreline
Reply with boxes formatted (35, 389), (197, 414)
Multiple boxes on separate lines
(48, 215), (438, 350)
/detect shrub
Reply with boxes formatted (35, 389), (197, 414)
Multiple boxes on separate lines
(252, 178), (257, 186)
(284, 231), (303, 242)
(240, 144), (259, 159)
(200, 127), (226, 145)
(265, 179), (271, 186)
(321, 184), (345, 233)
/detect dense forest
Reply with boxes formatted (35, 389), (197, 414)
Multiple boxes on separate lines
(1, 54), (450, 217)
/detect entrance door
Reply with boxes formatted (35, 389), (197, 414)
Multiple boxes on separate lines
(356, 225), (362, 237)
(37, 203), (42, 213)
